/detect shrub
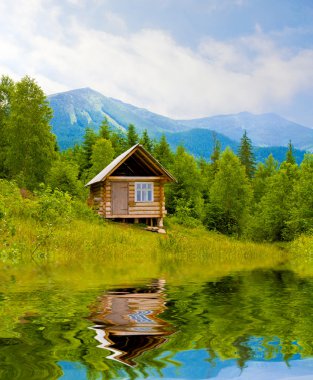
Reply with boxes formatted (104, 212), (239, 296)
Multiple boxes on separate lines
(173, 199), (202, 228)
(34, 186), (74, 224)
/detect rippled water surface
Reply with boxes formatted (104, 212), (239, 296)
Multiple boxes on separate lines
(0, 250), (312, 379)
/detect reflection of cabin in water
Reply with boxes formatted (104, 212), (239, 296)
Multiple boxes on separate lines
(85, 144), (175, 227)
(88, 279), (172, 366)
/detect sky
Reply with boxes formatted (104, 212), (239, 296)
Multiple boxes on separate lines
(1, 0), (313, 126)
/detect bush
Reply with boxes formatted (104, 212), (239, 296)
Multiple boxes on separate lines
(0, 180), (24, 216)
(172, 199), (202, 228)
(33, 185), (98, 225)
(46, 159), (86, 198)
(34, 186), (74, 224)
(205, 203), (239, 236)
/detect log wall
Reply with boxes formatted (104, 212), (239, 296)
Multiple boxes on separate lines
(90, 183), (105, 216)
(102, 179), (166, 218)
(89, 179), (167, 219)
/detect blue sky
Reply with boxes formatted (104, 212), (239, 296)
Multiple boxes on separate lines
(1, 0), (313, 126)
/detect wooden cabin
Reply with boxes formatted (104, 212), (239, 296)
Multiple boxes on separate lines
(85, 144), (175, 228)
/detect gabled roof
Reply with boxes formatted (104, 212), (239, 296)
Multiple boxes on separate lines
(85, 144), (176, 186)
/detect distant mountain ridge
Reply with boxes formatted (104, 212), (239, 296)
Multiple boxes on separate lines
(48, 87), (189, 149)
(48, 88), (312, 162)
(180, 112), (313, 151)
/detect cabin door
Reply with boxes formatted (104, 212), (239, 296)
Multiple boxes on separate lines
(112, 182), (129, 215)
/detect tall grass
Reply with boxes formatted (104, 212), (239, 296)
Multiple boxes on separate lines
(0, 179), (291, 288)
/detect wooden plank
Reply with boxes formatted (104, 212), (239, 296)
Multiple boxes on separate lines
(129, 207), (160, 211)
(134, 150), (163, 176)
(133, 154), (160, 176)
(108, 176), (164, 181)
(131, 202), (160, 207)
(102, 183), (106, 208)
(129, 211), (161, 215)
(109, 214), (161, 218)
(129, 198), (160, 202)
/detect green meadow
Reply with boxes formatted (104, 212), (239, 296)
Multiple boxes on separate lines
(1, 178), (312, 283)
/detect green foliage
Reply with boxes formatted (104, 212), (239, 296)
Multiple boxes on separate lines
(207, 148), (252, 235)
(34, 186), (75, 224)
(81, 127), (98, 172)
(286, 140), (296, 165)
(198, 157), (214, 203)
(140, 129), (153, 152)
(167, 146), (204, 220)
(88, 138), (115, 180)
(98, 117), (111, 140)
(170, 199), (203, 228)
(287, 154), (313, 237)
(238, 130), (255, 178)
(4, 76), (56, 189)
(248, 162), (298, 241)
(210, 132), (221, 175)
(109, 130), (127, 156)
(126, 123), (139, 148)
(1, 74), (312, 242)
(0, 179), (25, 217)
(153, 134), (173, 168)
(252, 154), (278, 203)
(0, 217), (310, 380)
(47, 159), (84, 197)
(0, 76), (14, 178)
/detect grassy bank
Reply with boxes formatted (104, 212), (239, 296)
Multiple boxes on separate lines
(2, 179), (312, 287)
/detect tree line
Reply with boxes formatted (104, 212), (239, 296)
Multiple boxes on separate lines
(1, 75), (312, 242)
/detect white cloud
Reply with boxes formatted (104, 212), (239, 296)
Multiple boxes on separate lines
(1, 1), (313, 119)
(103, 11), (128, 34)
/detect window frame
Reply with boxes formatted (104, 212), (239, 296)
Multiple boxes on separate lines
(135, 182), (154, 203)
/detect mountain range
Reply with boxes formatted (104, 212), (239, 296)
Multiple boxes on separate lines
(48, 87), (313, 162)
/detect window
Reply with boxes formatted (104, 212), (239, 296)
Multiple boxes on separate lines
(135, 182), (154, 202)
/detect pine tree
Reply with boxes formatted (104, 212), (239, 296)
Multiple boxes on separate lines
(126, 123), (139, 148)
(198, 157), (213, 204)
(238, 130), (255, 178)
(6, 76), (56, 189)
(139, 129), (153, 152)
(286, 140), (296, 165)
(210, 132), (221, 175)
(110, 130), (127, 156)
(98, 117), (111, 140)
(81, 127), (98, 172)
(153, 134), (173, 168)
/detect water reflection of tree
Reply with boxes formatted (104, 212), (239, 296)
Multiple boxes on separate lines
(0, 270), (313, 379)
(163, 269), (312, 368)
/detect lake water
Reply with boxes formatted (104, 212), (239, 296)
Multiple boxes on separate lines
(0, 250), (313, 379)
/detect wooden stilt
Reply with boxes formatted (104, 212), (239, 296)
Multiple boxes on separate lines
(157, 217), (164, 227)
